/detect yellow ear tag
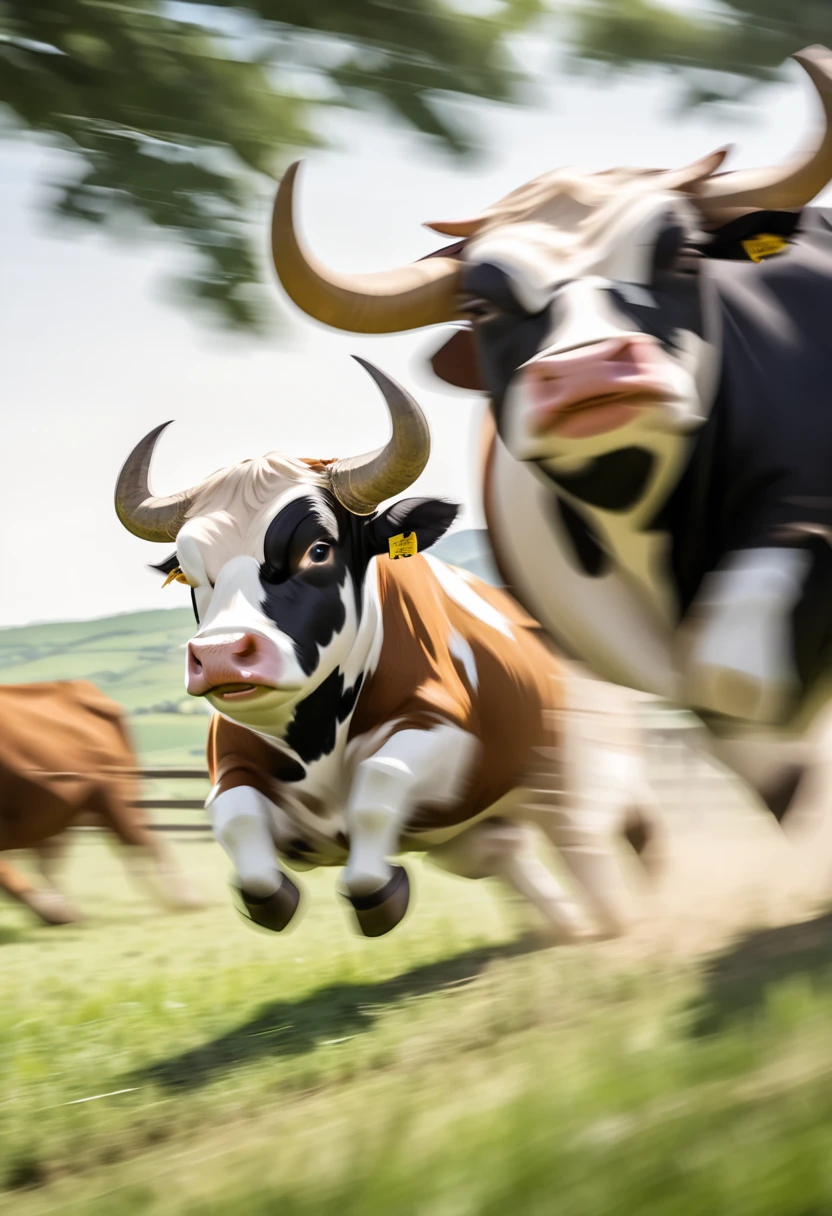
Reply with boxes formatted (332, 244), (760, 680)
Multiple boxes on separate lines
(388, 532), (418, 560)
(161, 567), (190, 589)
(741, 233), (789, 263)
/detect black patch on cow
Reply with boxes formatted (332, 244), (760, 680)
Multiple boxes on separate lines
(652, 221), (687, 276)
(464, 262), (533, 317)
(540, 449), (655, 512)
(263, 497), (334, 583)
(705, 210), (801, 261)
(552, 495), (609, 577)
(259, 494), (351, 676)
(606, 268), (703, 353)
(283, 668), (364, 768)
(367, 497), (458, 556)
(461, 263), (551, 416)
(151, 552), (180, 576)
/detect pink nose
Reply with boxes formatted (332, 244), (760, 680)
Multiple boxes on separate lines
(522, 336), (674, 439)
(186, 633), (282, 697)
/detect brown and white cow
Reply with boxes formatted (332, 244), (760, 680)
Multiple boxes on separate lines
(268, 45), (832, 846)
(0, 680), (200, 924)
(114, 360), (662, 938)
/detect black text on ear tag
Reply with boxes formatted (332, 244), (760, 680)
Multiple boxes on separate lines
(388, 532), (418, 560)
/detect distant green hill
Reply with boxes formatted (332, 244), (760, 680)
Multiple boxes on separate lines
(0, 530), (495, 766)
(0, 607), (211, 766)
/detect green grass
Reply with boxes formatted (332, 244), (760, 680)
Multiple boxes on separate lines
(3, 839), (832, 1214)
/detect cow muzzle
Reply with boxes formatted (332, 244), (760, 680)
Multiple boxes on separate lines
(521, 336), (678, 440)
(186, 632), (284, 700)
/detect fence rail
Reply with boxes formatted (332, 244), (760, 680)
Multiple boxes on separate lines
(67, 704), (759, 838)
(131, 768), (211, 831)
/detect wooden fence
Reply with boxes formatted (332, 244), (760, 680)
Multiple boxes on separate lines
(127, 710), (759, 837)
(131, 769), (211, 831)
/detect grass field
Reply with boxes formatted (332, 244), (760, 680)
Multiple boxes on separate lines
(3, 814), (832, 1215)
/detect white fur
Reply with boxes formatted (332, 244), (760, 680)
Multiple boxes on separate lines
(423, 555), (514, 639)
(342, 725), (477, 896)
(448, 630), (478, 690)
(211, 786), (282, 898)
(685, 548), (811, 724)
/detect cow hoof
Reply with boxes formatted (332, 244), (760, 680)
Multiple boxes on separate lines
(345, 866), (410, 938)
(24, 889), (83, 926)
(233, 874), (302, 933)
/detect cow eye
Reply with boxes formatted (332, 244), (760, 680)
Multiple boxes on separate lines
(297, 540), (333, 571)
(461, 298), (502, 325)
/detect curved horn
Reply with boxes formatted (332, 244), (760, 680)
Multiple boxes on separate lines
(271, 162), (462, 334)
(698, 46), (832, 218)
(330, 359), (431, 515)
(114, 422), (196, 543)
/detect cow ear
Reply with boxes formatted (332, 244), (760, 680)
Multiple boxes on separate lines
(368, 498), (459, 557)
(430, 329), (484, 391)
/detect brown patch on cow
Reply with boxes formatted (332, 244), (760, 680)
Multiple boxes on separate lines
(350, 555), (565, 830)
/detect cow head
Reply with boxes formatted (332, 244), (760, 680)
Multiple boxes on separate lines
(270, 46), (832, 519)
(115, 360), (456, 746)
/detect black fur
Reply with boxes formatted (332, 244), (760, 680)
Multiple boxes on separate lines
(150, 552), (180, 576)
(283, 668), (364, 769)
(552, 495), (609, 578)
(541, 449), (655, 512)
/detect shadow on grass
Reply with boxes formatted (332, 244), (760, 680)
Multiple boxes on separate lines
(690, 910), (832, 1036)
(137, 934), (542, 1093)
(0, 923), (25, 946)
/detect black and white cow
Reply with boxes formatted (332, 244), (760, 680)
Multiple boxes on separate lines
(269, 45), (832, 838)
(114, 360), (663, 938)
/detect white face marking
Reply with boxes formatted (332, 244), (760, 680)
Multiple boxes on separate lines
(194, 554), (308, 686)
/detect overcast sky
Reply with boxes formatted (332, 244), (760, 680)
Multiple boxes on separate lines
(0, 48), (821, 627)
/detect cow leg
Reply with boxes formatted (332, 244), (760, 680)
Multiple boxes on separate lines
(429, 822), (592, 942)
(527, 711), (647, 940)
(0, 857), (81, 926)
(33, 836), (85, 922)
(683, 548), (810, 725)
(210, 786), (302, 932)
(342, 726), (476, 936)
(89, 786), (202, 912)
(36, 834), (68, 885)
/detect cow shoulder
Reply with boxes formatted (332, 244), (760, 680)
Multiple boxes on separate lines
(208, 714), (302, 799)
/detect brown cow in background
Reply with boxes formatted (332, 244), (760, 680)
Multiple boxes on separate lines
(0, 680), (201, 925)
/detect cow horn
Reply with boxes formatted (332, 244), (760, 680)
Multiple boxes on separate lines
(271, 162), (462, 333)
(114, 422), (196, 542)
(330, 359), (430, 515)
(698, 46), (832, 217)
